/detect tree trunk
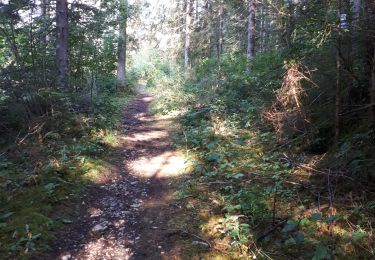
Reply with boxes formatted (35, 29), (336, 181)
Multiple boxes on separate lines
(195, 0), (199, 20)
(371, 44), (375, 121)
(205, 0), (215, 58)
(184, 0), (192, 68)
(353, 0), (361, 26)
(41, 0), (49, 85)
(217, 1), (224, 59)
(117, 0), (128, 89)
(259, 2), (265, 52)
(56, 0), (69, 90)
(335, 0), (343, 143)
(246, 0), (256, 61)
(364, 0), (375, 120)
(29, 1), (37, 83)
(345, 0), (355, 106)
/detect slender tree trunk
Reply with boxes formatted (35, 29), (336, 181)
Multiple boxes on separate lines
(41, 0), (49, 85)
(74, 39), (84, 92)
(184, 0), (192, 68)
(206, 0), (215, 58)
(370, 43), (375, 121)
(345, 0), (355, 106)
(364, 0), (375, 120)
(335, 0), (343, 143)
(259, 3), (265, 52)
(265, 8), (272, 51)
(246, 0), (256, 73)
(353, 0), (361, 26)
(247, 0), (256, 61)
(56, 0), (69, 90)
(117, 0), (128, 89)
(217, 1), (224, 59)
(195, 0), (199, 20)
(29, 1), (37, 83)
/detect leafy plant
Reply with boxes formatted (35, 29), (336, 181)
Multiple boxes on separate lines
(11, 225), (42, 253)
(223, 215), (251, 245)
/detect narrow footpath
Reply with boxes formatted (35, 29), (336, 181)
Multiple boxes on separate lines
(53, 94), (190, 260)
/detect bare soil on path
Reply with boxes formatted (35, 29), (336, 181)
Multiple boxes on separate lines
(51, 94), (199, 260)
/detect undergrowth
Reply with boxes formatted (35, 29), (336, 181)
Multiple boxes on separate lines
(0, 80), (134, 258)
(145, 53), (375, 259)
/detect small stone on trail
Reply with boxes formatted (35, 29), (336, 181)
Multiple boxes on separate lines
(92, 223), (108, 233)
(89, 208), (103, 218)
(61, 253), (71, 260)
(131, 203), (142, 208)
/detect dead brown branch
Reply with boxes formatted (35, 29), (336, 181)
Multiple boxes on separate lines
(16, 121), (46, 145)
(262, 63), (317, 140)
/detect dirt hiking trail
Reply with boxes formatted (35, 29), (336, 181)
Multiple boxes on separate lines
(52, 94), (196, 260)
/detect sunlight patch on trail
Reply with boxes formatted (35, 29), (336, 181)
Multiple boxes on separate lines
(75, 237), (133, 260)
(127, 130), (169, 142)
(129, 151), (187, 178)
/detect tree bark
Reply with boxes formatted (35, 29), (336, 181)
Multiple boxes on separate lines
(259, 2), (265, 52)
(195, 0), (199, 20)
(56, 0), (69, 90)
(353, 0), (361, 26)
(117, 0), (128, 89)
(370, 43), (375, 121)
(184, 0), (192, 68)
(29, 0), (37, 83)
(345, 0), (355, 106)
(247, 0), (256, 61)
(41, 0), (50, 85)
(217, 1), (224, 59)
(364, 0), (375, 120)
(335, 0), (343, 143)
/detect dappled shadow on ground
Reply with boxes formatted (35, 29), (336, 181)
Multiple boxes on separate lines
(51, 94), (199, 260)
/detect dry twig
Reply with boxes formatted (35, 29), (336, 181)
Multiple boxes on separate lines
(16, 121), (46, 145)
(151, 227), (212, 248)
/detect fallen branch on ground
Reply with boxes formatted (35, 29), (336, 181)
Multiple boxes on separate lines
(256, 218), (288, 243)
(150, 226), (212, 247)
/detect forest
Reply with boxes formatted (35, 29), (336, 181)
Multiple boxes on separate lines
(0, 0), (374, 259)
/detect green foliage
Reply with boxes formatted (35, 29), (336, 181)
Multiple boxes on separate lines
(0, 85), (133, 257)
(312, 245), (331, 260)
(145, 43), (375, 258)
(223, 215), (251, 245)
(249, 51), (284, 102)
(234, 189), (267, 224)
